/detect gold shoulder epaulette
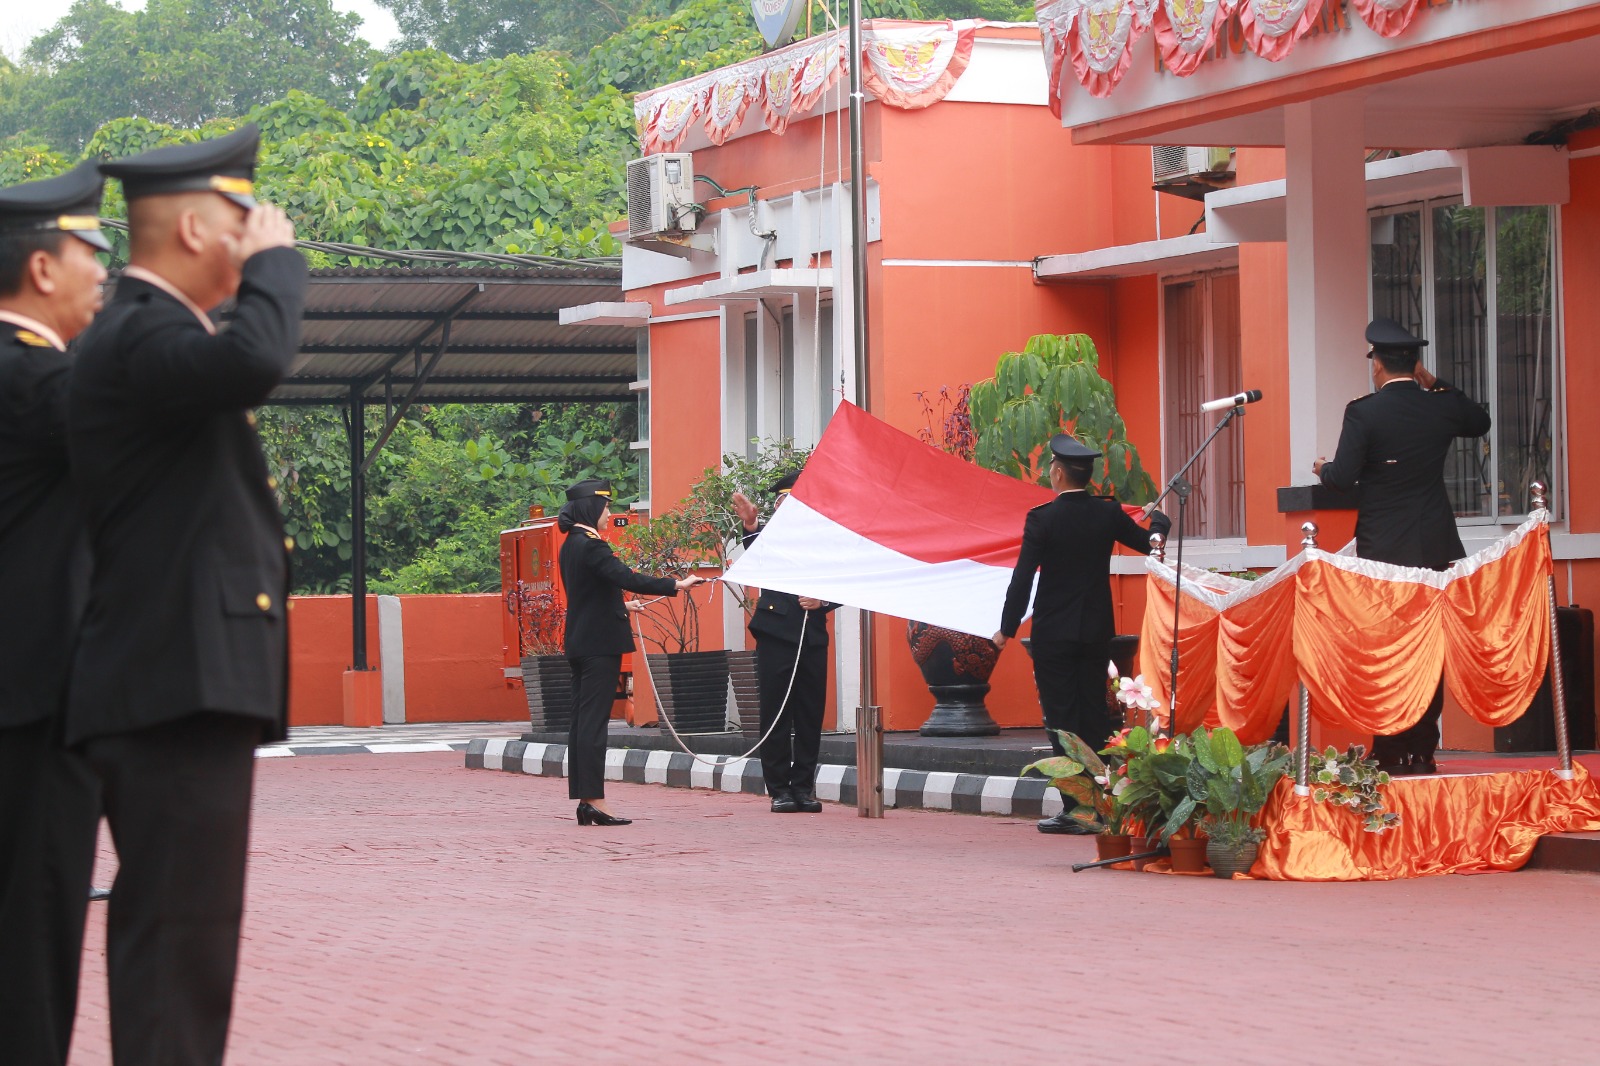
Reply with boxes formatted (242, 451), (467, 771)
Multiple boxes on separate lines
(1348, 392), (1374, 405)
(14, 329), (51, 348)
(584, 529), (602, 540)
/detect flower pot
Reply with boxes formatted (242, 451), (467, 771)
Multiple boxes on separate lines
(1095, 834), (1132, 862)
(1168, 836), (1209, 874)
(1206, 838), (1260, 879)
(907, 620), (1001, 737)
(646, 649), (736, 733)
(1130, 835), (1160, 870)
(520, 654), (574, 735)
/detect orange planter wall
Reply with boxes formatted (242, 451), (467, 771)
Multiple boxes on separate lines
(287, 594), (525, 727)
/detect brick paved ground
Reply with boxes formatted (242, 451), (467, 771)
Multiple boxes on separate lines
(68, 752), (1600, 1065)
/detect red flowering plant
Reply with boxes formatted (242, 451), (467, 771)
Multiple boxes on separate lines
(506, 579), (565, 657)
(1021, 728), (1131, 835)
(1112, 726), (1203, 843)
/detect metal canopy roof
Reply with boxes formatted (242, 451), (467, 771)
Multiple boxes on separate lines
(256, 264), (637, 407)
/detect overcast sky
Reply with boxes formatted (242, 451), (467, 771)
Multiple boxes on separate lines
(3, 0), (400, 60)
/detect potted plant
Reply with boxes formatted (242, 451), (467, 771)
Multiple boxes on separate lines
(1022, 729), (1134, 860)
(1308, 745), (1402, 834)
(505, 568), (573, 736)
(1185, 726), (1294, 877)
(1109, 726), (1199, 867)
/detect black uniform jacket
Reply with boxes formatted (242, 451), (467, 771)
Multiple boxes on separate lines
(0, 323), (90, 728)
(559, 527), (678, 657)
(1317, 378), (1491, 569)
(741, 525), (837, 648)
(999, 492), (1170, 644)
(64, 248), (308, 745)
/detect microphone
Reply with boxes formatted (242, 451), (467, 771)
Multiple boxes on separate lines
(1199, 388), (1263, 414)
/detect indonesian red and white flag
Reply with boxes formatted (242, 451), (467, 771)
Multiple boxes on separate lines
(722, 401), (1144, 638)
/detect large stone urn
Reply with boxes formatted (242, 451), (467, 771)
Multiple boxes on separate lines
(907, 621), (1002, 737)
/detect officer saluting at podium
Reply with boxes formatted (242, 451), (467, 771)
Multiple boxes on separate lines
(65, 124), (307, 1064)
(1314, 317), (1491, 776)
(0, 162), (111, 1065)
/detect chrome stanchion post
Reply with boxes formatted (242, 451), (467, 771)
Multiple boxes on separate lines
(1294, 521), (1318, 796)
(1530, 482), (1574, 780)
(1148, 532), (1166, 734)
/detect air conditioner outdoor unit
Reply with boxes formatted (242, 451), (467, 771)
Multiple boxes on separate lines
(1152, 145), (1234, 184)
(626, 153), (698, 239)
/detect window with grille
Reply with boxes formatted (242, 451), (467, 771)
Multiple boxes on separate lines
(1370, 201), (1560, 520)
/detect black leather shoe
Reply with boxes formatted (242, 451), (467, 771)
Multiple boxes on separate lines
(1408, 756), (1438, 775)
(1037, 810), (1095, 835)
(1375, 761), (1409, 778)
(576, 802), (632, 826)
(770, 788), (799, 813)
(88, 887), (111, 902)
(792, 788), (823, 813)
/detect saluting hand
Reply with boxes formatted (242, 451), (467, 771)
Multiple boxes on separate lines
(223, 204), (297, 269)
(731, 491), (759, 532)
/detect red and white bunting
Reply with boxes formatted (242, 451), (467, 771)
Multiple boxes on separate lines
(860, 20), (976, 110)
(633, 20), (980, 151)
(1238, 0), (1325, 60)
(1068, 0), (1155, 98)
(1350, 0), (1425, 38)
(1154, 0), (1236, 76)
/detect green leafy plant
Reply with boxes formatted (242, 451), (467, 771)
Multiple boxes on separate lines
(1104, 726), (1198, 842)
(1185, 727), (1293, 847)
(1310, 745), (1402, 833)
(1021, 730), (1130, 834)
(965, 333), (1156, 502)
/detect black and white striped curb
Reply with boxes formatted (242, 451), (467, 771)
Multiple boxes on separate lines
(464, 738), (1066, 818)
(257, 740), (473, 759)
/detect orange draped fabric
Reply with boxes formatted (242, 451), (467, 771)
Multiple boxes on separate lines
(1293, 523), (1551, 734)
(1251, 765), (1600, 880)
(1138, 579), (1218, 734)
(1441, 526), (1552, 726)
(1214, 577), (1300, 744)
(1293, 560), (1447, 735)
(1139, 568), (1299, 743)
(1136, 518), (1550, 739)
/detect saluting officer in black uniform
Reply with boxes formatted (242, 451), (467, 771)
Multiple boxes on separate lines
(0, 162), (111, 1065)
(994, 435), (1170, 834)
(1314, 317), (1492, 775)
(558, 479), (702, 826)
(65, 125), (307, 1065)
(733, 472), (838, 814)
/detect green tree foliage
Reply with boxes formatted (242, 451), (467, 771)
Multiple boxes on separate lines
(2, 0), (375, 149)
(258, 402), (639, 595)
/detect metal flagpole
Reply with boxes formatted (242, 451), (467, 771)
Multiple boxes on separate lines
(847, 0), (883, 817)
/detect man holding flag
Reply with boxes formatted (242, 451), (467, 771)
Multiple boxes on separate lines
(993, 435), (1169, 835)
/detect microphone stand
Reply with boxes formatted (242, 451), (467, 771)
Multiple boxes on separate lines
(1146, 405), (1246, 736)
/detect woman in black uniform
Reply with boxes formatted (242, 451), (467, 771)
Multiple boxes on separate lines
(558, 479), (702, 826)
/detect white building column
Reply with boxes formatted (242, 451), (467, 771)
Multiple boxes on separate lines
(1284, 99), (1372, 479)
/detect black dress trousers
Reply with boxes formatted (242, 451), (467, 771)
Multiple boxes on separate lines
(0, 717), (101, 1065)
(567, 654), (622, 800)
(755, 636), (829, 793)
(81, 712), (261, 1066)
(1030, 638), (1116, 755)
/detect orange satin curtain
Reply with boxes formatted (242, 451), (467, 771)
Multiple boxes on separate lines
(1140, 523), (1551, 739)
(1252, 762), (1600, 881)
(1139, 574), (1297, 743)
(1294, 526), (1551, 733)
(1138, 581), (1218, 735)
